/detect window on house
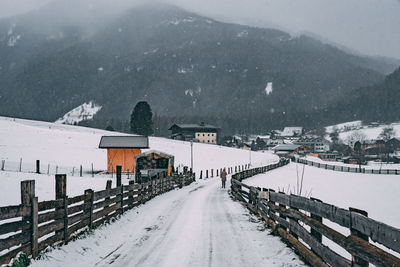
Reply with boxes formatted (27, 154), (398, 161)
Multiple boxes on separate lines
(208, 134), (210, 136)
(203, 134), (205, 136)
(208, 140), (210, 143)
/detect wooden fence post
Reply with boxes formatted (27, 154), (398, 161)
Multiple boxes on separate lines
(349, 207), (369, 267)
(116, 165), (122, 187)
(84, 189), (94, 229)
(55, 174), (68, 242)
(1, 159), (4, 171)
(206, 170), (208, 178)
(19, 158), (22, 172)
(36, 160), (40, 174)
(200, 170), (203, 179)
(63, 195), (68, 243)
(216, 169), (219, 177)
(91, 163), (94, 177)
(310, 197), (323, 253)
(119, 184), (124, 214)
(21, 180), (38, 258)
(55, 174), (67, 199)
(211, 169), (214, 178)
(278, 191), (287, 231)
(80, 165), (82, 177)
(31, 196), (38, 257)
(128, 180), (134, 208)
(104, 180), (112, 215)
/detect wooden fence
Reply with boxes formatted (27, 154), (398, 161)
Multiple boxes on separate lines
(231, 163), (400, 266)
(296, 158), (400, 175)
(198, 164), (251, 179)
(0, 172), (195, 265)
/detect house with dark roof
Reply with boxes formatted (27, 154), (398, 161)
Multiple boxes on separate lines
(273, 144), (308, 157)
(169, 122), (219, 144)
(99, 136), (149, 173)
(386, 137), (400, 152)
(295, 136), (330, 153)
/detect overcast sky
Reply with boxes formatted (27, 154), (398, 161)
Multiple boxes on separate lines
(1, 0), (399, 59)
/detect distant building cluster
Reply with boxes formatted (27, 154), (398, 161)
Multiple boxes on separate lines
(169, 122), (219, 144)
(167, 121), (400, 165)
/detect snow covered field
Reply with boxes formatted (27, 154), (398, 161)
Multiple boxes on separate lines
(0, 116), (276, 205)
(303, 155), (400, 170)
(244, 162), (400, 228)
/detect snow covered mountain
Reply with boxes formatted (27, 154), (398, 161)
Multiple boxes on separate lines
(0, 3), (398, 134)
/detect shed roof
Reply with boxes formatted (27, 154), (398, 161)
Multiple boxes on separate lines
(99, 136), (149, 149)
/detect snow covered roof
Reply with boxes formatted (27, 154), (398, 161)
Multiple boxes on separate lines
(99, 136), (149, 149)
(296, 136), (330, 143)
(273, 144), (301, 151)
(135, 150), (174, 160)
(281, 127), (303, 137)
(169, 123), (219, 131)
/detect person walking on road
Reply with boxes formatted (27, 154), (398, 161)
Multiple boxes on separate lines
(221, 168), (227, 188)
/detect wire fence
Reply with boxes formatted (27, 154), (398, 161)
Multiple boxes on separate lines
(0, 158), (106, 178)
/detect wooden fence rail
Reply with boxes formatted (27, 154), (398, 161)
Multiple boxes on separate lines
(231, 162), (400, 267)
(0, 172), (195, 265)
(296, 158), (400, 175)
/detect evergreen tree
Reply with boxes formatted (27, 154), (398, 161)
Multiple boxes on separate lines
(130, 101), (154, 135)
(105, 125), (115, 131)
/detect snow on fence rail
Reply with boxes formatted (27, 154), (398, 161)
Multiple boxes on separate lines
(0, 171), (195, 265)
(296, 158), (400, 175)
(230, 161), (400, 267)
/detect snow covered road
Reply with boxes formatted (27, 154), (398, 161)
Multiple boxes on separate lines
(31, 178), (303, 267)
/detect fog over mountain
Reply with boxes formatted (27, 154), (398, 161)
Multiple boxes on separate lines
(1, 0), (399, 59)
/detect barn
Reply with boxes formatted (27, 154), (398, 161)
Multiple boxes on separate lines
(98, 136), (149, 173)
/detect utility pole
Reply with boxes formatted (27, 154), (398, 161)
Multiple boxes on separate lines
(190, 140), (194, 171)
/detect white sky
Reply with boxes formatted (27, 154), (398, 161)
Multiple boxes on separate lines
(1, 0), (399, 59)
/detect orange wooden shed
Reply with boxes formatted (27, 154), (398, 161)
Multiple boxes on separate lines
(99, 136), (149, 173)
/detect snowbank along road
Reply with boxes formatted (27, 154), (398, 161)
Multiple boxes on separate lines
(31, 177), (304, 267)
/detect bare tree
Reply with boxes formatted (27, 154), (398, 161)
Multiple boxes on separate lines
(379, 126), (396, 163)
(379, 126), (395, 142)
(345, 130), (367, 148)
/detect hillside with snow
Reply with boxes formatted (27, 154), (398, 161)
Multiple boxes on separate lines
(0, 116), (276, 205)
(326, 120), (400, 143)
(55, 101), (102, 125)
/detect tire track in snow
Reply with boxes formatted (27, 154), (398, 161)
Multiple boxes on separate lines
(31, 179), (305, 267)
